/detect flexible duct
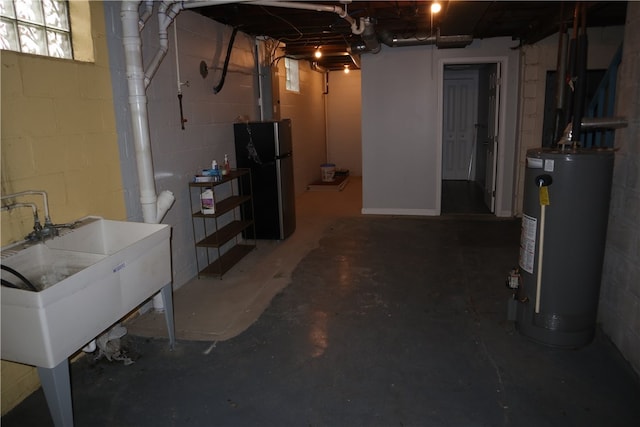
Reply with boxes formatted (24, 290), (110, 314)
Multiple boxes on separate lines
(377, 29), (472, 49)
(360, 17), (380, 53)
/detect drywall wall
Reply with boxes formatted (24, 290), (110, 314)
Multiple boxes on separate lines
(327, 70), (363, 176)
(278, 60), (329, 191)
(104, 3), (259, 287)
(104, 4), (328, 287)
(361, 38), (520, 216)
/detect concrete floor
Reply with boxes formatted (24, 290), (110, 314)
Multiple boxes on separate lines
(3, 178), (640, 426)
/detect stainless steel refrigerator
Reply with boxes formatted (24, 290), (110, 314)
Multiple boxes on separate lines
(234, 119), (296, 240)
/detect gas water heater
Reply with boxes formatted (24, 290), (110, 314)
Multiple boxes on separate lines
(515, 148), (614, 348)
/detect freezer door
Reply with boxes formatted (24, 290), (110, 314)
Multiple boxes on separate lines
(277, 153), (296, 239)
(275, 119), (295, 239)
(233, 120), (295, 240)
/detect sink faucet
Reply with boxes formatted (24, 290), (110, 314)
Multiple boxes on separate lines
(0, 190), (75, 242)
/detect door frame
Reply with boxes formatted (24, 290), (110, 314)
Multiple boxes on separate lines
(435, 56), (509, 216)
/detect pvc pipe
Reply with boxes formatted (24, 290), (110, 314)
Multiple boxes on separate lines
(182, 0), (250, 8)
(255, 39), (265, 121)
(121, 1), (159, 225)
(82, 340), (96, 353)
(173, 15), (182, 94)
(156, 190), (175, 223)
(144, 1), (182, 88)
(252, 1), (366, 34)
(122, 1), (177, 311)
(138, 0), (154, 30)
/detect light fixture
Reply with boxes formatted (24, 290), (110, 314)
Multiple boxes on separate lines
(344, 64), (350, 74)
(431, 2), (442, 14)
(315, 47), (322, 58)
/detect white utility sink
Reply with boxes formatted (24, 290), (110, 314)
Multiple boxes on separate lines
(1, 216), (175, 427)
(1, 216), (172, 369)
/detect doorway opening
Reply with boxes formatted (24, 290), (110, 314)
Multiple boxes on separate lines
(440, 62), (500, 215)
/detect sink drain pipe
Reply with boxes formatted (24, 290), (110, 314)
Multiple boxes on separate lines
(122, 1), (179, 309)
(120, 1), (251, 309)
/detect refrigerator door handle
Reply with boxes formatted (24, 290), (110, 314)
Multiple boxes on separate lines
(275, 152), (292, 160)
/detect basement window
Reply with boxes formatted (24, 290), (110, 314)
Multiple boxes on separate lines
(0, 0), (73, 59)
(285, 57), (300, 93)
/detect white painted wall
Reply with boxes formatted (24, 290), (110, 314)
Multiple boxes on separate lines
(105, 4), (328, 287)
(278, 60), (328, 193)
(106, 5), (260, 287)
(327, 70), (362, 176)
(361, 38), (520, 216)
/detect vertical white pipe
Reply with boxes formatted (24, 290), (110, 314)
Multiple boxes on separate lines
(324, 74), (330, 163)
(256, 39), (265, 121)
(121, 1), (159, 224)
(122, 1), (177, 311)
(174, 16), (182, 94)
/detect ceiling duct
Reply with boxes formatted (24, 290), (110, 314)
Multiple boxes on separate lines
(352, 28), (472, 54)
(360, 17), (380, 53)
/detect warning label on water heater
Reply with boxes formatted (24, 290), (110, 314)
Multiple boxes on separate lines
(519, 214), (537, 274)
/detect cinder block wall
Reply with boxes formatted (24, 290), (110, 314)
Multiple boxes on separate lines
(514, 26), (625, 215)
(599, 1), (640, 376)
(0, 2), (125, 414)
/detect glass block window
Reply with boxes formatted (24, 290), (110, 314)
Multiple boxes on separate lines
(0, 0), (73, 59)
(285, 57), (299, 93)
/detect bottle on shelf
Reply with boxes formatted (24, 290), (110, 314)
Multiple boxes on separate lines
(212, 160), (221, 181)
(223, 154), (231, 175)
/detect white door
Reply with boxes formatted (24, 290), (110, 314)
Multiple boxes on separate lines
(484, 63), (501, 212)
(442, 75), (478, 180)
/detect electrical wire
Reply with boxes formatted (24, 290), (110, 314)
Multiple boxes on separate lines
(259, 5), (303, 42)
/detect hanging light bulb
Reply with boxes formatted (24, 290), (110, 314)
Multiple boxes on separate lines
(315, 47), (322, 58)
(431, 2), (442, 14)
(344, 64), (350, 74)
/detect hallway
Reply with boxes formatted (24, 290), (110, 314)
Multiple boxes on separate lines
(3, 181), (639, 426)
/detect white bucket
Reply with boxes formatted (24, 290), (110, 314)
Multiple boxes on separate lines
(320, 163), (336, 182)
